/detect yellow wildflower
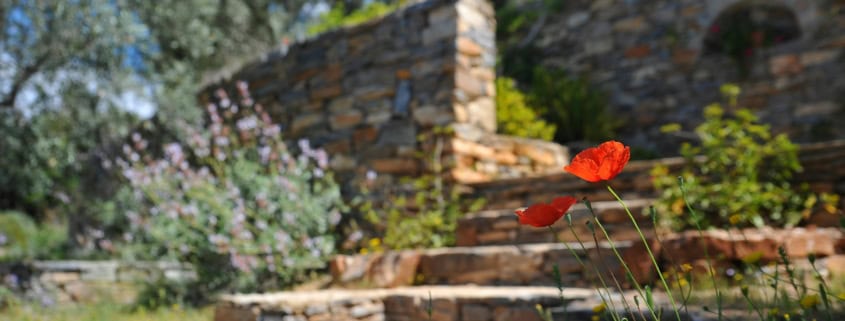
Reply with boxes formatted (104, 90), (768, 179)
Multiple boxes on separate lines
(729, 214), (741, 225)
(741, 251), (763, 265)
(800, 294), (821, 309)
(591, 316), (600, 321)
(359, 248), (369, 255)
(592, 303), (607, 314)
(680, 263), (693, 273)
(677, 278), (689, 287)
(369, 238), (381, 248)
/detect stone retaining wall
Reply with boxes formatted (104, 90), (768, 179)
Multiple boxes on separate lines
(467, 140), (845, 211)
(525, 0), (845, 153)
(0, 261), (193, 305)
(456, 199), (655, 247)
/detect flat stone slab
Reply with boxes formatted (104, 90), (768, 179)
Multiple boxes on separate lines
(215, 285), (596, 321)
(457, 199), (656, 246)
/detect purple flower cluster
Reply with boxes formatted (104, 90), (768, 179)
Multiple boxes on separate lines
(116, 81), (345, 291)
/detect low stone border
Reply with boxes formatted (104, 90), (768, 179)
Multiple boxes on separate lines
(1, 260), (194, 305)
(622, 227), (845, 283)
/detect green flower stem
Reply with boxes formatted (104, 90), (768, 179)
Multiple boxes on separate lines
(588, 211), (660, 321)
(679, 177), (724, 321)
(607, 185), (682, 321)
(547, 226), (620, 321)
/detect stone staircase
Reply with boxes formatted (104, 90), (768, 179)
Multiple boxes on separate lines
(214, 175), (656, 321)
(213, 141), (845, 321)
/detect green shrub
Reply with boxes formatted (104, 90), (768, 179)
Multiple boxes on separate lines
(652, 102), (836, 229)
(495, 77), (555, 141)
(356, 127), (484, 250)
(308, 1), (401, 35)
(117, 82), (346, 296)
(528, 68), (617, 144)
(0, 211), (67, 262)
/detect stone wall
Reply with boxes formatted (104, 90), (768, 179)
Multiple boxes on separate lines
(467, 140), (845, 211)
(200, 0), (565, 189)
(0, 261), (193, 305)
(528, 0), (845, 153)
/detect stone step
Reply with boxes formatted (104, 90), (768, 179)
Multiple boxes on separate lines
(464, 140), (845, 212)
(213, 285), (597, 321)
(457, 199), (656, 246)
(465, 158), (667, 211)
(330, 242), (632, 289)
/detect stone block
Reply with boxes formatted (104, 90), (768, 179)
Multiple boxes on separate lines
(311, 84), (343, 100)
(450, 138), (496, 159)
(291, 113), (325, 134)
(414, 105), (455, 126)
(353, 126), (379, 147)
(214, 305), (258, 321)
(624, 44), (651, 59)
(465, 97), (496, 133)
(770, 54), (803, 76)
(612, 16), (647, 33)
(461, 304), (492, 321)
(492, 307), (542, 321)
(370, 158), (420, 174)
(330, 109), (363, 130)
(457, 37), (484, 56)
(366, 251), (422, 288)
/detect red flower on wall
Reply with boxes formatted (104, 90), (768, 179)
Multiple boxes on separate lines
(564, 141), (631, 183)
(514, 196), (577, 227)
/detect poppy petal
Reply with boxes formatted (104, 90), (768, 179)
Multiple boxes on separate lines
(550, 196), (578, 213)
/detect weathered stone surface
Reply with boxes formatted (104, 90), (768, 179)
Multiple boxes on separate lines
(214, 305), (258, 321)
(216, 286), (593, 321)
(330, 109), (363, 130)
(370, 158), (420, 174)
(456, 199), (654, 247)
(521, 0), (845, 151)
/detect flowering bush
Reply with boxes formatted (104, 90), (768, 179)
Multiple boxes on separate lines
(116, 82), (345, 295)
(653, 103), (836, 229)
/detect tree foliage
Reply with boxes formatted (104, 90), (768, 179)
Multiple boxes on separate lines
(0, 0), (329, 250)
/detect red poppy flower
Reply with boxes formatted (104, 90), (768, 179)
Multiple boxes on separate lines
(514, 196), (578, 227)
(564, 141), (630, 183)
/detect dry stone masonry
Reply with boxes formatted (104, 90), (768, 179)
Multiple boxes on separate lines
(0, 260), (193, 305)
(529, 0), (845, 152)
(201, 0), (568, 190)
(214, 286), (596, 321)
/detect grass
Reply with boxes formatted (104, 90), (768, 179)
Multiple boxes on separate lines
(0, 302), (213, 321)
